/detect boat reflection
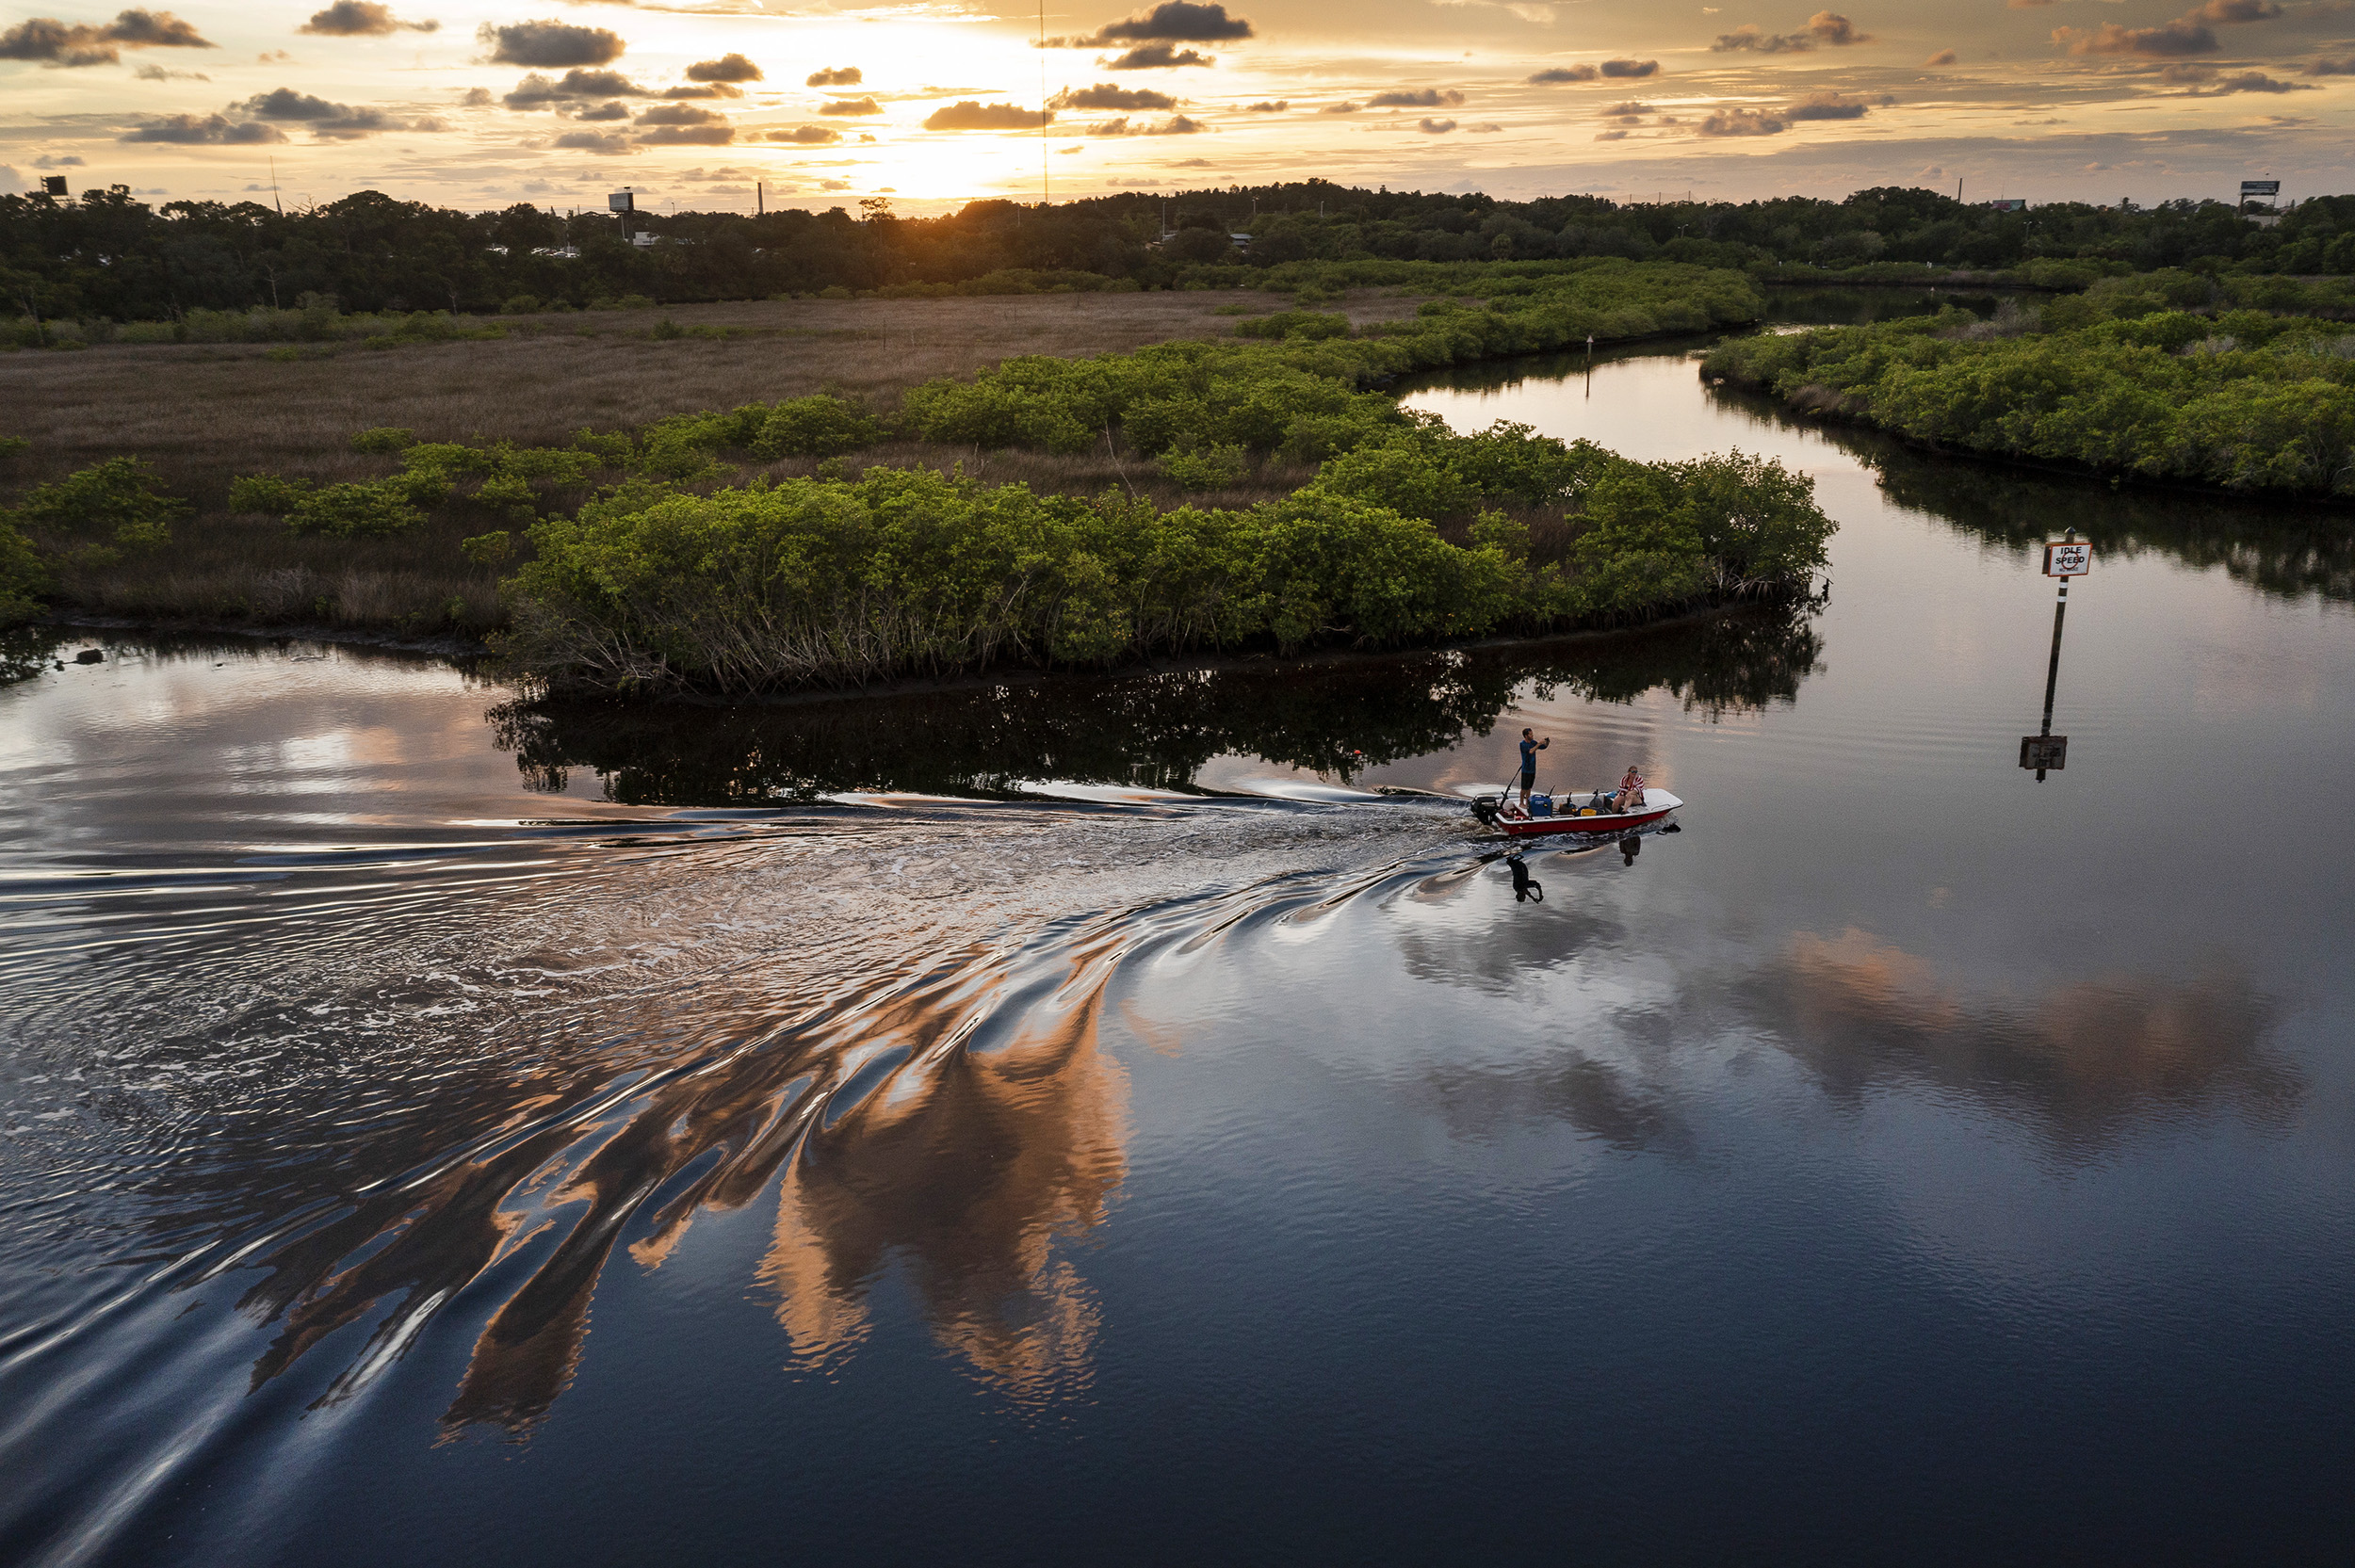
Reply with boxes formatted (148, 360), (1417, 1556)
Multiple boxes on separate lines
(485, 598), (1827, 806)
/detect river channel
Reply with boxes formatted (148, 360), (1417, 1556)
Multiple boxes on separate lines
(4, 304), (2352, 1565)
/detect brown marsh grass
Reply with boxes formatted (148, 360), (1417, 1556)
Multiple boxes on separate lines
(5, 289), (1422, 637)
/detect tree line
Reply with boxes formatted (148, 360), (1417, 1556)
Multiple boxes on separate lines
(9, 178), (2355, 327)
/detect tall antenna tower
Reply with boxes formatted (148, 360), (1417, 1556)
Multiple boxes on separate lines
(268, 155), (283, 215)
(1040, 0), (1049, 206)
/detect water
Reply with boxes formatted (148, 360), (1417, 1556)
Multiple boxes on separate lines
(5, 323), (2353, 1565)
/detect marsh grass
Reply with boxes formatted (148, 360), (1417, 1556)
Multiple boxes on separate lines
(9, 290), (1421, 635)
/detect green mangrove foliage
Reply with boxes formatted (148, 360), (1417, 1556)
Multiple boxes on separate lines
(0, 456), (187, 622)
(901, 261), (1762, 460)
(495, 434), (1834, 695)
(1704, 268), (2355, 495)
(0, 515), (45, 626)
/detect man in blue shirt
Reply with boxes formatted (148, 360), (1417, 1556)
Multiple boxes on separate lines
(1517, 727), (1549, 809)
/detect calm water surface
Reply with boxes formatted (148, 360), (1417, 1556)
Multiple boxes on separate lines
(4, 331), (2353, 1566)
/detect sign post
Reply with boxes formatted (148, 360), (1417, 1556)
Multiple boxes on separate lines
(2022, 534), (2091, 781)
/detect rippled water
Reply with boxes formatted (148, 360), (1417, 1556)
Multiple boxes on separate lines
(6, 331), (2354, 1565)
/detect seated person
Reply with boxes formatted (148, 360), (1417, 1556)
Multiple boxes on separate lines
(1610, 765), (1646, 813)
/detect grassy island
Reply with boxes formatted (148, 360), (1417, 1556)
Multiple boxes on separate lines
(4, 259), (1829, 689)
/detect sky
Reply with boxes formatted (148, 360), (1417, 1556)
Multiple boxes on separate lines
(4, 0), (2351, 215)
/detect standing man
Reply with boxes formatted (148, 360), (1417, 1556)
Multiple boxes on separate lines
(1518, 728), (1549, 809)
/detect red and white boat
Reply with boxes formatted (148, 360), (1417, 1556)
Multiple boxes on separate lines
(1470, 786), (1683, 839)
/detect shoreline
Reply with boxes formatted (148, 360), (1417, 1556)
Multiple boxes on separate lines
(36, 595), (1783, 708)
(1707, 379), (2355, 511)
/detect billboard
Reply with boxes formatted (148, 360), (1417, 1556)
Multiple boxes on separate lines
(607, 190), (634, 212)
(41, 175), (68, 197)
(2240, 180), (2281, 198)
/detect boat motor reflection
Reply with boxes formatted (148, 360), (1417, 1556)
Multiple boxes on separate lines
(1505, 852), (1544, 902)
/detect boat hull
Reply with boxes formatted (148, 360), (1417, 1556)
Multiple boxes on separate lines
(1475, 789), (1682, 839)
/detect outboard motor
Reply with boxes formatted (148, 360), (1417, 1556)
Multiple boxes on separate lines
(1470, 795), (1502, 828)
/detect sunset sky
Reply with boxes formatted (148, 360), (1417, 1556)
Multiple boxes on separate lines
(4, 0), (2350, 214)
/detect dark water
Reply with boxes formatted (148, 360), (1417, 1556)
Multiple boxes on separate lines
(5, 336), (2353, 1565)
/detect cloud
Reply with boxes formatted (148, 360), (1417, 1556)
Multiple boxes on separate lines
(922, 99), (1052, 128)
(1529, 63), (1595, 81)
(237, 86), (428, 136)
(1417, 116), (1455, 132)
(638, 125), (732, 144)
(1786, 89), (1871, 119)
(2305, 57), (2355, 73)
(1713, 24), (1809, 52)
(478, 19), (625, 68)
(35, 154), (88, 166)
(1047, 2), (1251, 44)
(121, 112), (285, 141)
(300, 2), (436, 36)
(635, 101), (723, 125)
(132, 60), (205, 76)
(805, 64), (859, 85)
(1319, 99), (1360, 112)
(687, 52), (759, 82)
(1102, 42), (1211, 67)
(820, 179), (853, 190)
(503, 67), (647, 107)
(1368, 87), (1464, 107)
(1054, 81), (1178, 108)
(1696, 104), (1787, 134)
(242, 86), (346, 118)
(1601, 57), (1658, 76)
(1465, 120), (1502, 131)
(818, 94), (881, 114)
(1924, 47), (1956, 65)
(1595, 127), (1629, 138)
(768, 123), (840, 142)
(2055, 0), (2277, 57)
(1086, 112), (1204, 132)
(664, 83), (740, 99)
(459, 85), (490, 104)
(1806, 10), (1870, 45)
(2176, 68), (2313, 93)
(553, 129), (631, 151)
(1, 8), (212, 67)
(574, 100), (629, 119)
(1603, 99), (1651, 115)
(1243, 98), (1285, 110)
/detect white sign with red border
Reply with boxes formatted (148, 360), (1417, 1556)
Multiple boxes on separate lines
(2044, 542), (2092, 577)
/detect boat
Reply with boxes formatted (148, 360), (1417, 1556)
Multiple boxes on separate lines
(1470, 786), (1683, 839)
